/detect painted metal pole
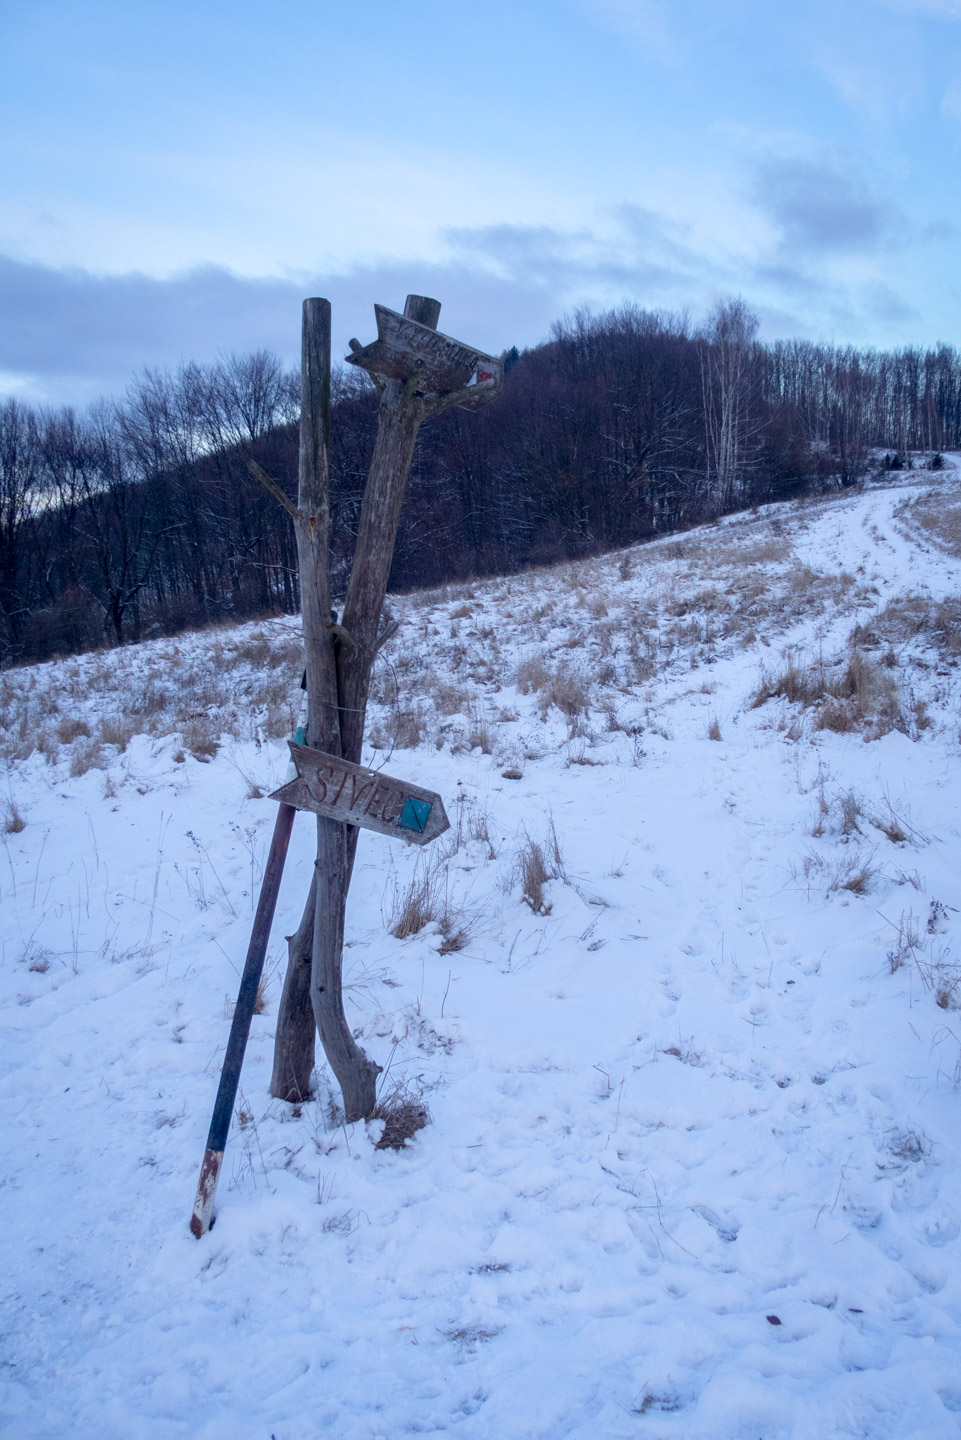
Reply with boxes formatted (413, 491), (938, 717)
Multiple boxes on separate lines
(189, 798), (297, 1238)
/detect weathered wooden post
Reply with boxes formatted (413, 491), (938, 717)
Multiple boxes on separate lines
(268, 295), (503, 1122)
(191, 294), (502, 1233)
(258, 295), (502, 1114)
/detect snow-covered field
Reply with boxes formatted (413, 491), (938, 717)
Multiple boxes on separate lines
(2, 466), (961, 1439)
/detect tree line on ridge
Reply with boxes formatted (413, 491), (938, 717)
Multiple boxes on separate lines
(1, 299), (958, 665)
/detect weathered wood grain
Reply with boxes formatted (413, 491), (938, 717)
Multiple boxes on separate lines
(290, 299), (380, 1122)
(269, 293), (502, 1125)
(271, 743), (450, 845)
(346, 304), (503, 399)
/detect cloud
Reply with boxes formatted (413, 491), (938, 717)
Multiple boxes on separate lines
(0, 258), (303, 406)
(0, 215), (709, 407)
(750, 156), (898, 254)
(0, 254), (545, 408)
(0, 189), (944, 409)
(445, 208), (700, 295)
(749, 258), (919, 341)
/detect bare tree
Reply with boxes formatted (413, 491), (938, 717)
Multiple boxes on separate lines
(0, 399), (42, 659)
(699, 299), (763, 512)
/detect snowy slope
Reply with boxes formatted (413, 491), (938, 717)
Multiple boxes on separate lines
(2, 466), (961, 1440)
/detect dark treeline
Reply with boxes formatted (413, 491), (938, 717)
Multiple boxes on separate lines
(2, 299), (959, 666)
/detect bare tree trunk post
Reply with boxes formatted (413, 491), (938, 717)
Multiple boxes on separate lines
(269, 293), (501, 1122)
(301, 298), (385, 1122)
(269, 299), (378, 1114)
(268, 868), (315, 1101)
(268, 299), (337, 1101)
(313, 297), (444, 1120)
(271, 296), (442, 1110)
(338, 295), (440, 772)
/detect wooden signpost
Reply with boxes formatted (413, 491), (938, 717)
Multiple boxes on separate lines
(270, 744), (450, 845)
(346, 304), (503, 405)
(191, 291), (502, 1238)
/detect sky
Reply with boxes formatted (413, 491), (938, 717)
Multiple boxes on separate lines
(2, 0), (961, 407)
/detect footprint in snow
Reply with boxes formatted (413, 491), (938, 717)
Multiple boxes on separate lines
(691, 1203), (740, 1243)
(918, 1209), (960, 1247)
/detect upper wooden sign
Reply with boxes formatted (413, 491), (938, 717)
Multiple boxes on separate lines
(346, 305), (503, 402)
(270, 743), (450, 846)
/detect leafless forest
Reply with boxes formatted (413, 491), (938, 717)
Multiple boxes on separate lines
(2, 299), (959, 666)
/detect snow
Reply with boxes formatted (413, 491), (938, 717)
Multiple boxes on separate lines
(2, 466), (961, 1438)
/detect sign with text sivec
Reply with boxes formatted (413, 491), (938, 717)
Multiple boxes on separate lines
(269, 743), (450, 846)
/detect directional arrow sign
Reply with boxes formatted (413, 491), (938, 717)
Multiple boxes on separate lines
(270, 743), (450, 845)
(346, 304), (503, 400)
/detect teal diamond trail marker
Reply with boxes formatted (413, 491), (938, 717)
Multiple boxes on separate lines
(399, 796), (432, 833)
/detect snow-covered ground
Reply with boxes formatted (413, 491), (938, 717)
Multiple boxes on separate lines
(2, 465), (961, 1439)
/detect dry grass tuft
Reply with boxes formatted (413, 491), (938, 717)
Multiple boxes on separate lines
(516, 655), (591, 723)
(69, 739), (105, 776)
(371, 1081), (430, 1150)
(886, 911), (922, 973)
(798, 848), (878, 897)
(913, 942), (961, 1010)
(182, 717), (220, 761)
(390, 865), (439, 940)
(56, 717), (91, 744)
(21, 941), (54, 973)
(3, 799), (25, 833)
(751, 648), (905, 738)
(99, 714), (136, 752)
(516, 821), (566, 914)
(389, 856), (474, 954)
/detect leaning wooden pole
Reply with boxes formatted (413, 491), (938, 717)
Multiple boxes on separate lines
(190, 799), (297, 1237)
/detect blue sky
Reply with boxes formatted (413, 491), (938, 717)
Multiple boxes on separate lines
(2, 0), (960, 405)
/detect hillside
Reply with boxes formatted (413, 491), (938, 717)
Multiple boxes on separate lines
(2, 463), (961, 1439)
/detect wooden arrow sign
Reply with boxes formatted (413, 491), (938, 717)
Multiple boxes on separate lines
(346, 304), (503, 400)
(270, 743), (450, 845)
